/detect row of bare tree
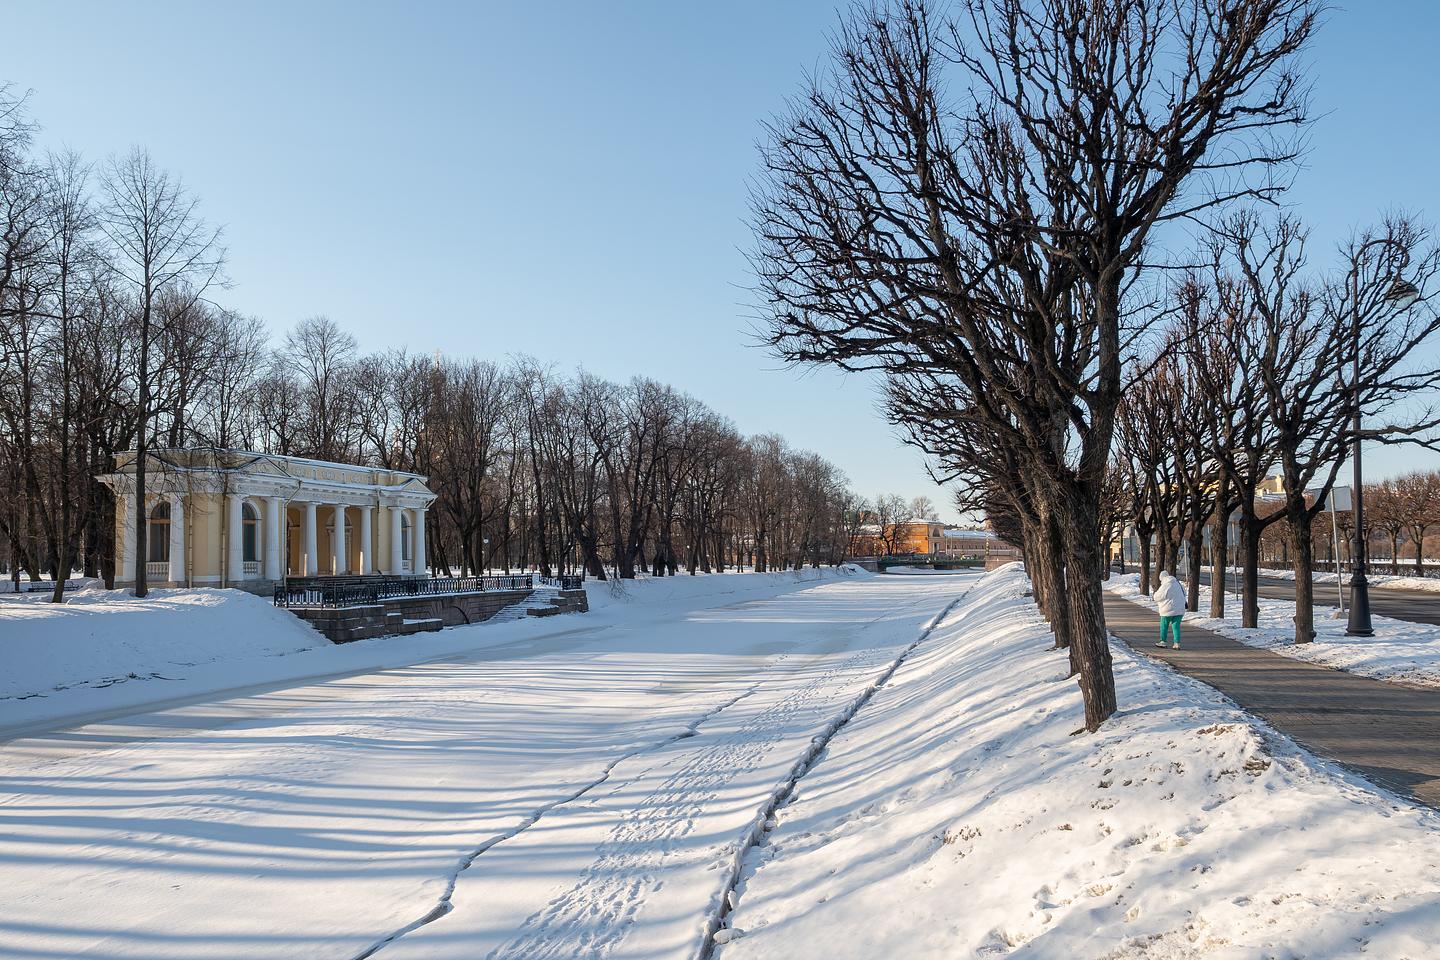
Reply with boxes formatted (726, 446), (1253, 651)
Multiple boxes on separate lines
(0, 88), (861, 601)
(751, 0), (1324, 730)
(1363, 473), (1440, 574)
(1112, 210), (1440, 645)
(0, 84), (224, 602)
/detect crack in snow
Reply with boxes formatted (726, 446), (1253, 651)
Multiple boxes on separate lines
(351, 684), (764, 960)
(354, 581), (968, 960)
(697, 590), (972, 958)
(486, 647), (890, 960)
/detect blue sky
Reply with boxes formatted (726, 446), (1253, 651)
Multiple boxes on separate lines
(4, 1), (1437, 521)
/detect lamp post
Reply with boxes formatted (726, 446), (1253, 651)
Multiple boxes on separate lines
(1346, 244), (1420, 637)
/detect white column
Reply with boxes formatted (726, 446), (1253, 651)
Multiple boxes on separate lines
(227, 494), (245, 583)
(333, 505), (348, 575)
(168, 495), (186, 584)
(265, 497), (283, 581)
(303, 502), (318, 576)
(118, 493), (135, 583)
(413, 507), (427, 577)
(389, 504), (403, 574)
(359, 506), (373, 574)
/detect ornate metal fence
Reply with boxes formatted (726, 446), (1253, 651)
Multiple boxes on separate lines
(274, 574), (534, 608)
(534, 574), (585, 591)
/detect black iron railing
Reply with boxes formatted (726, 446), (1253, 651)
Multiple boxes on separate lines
(535, 574), (585, 591)
(275, 574), (534, 608)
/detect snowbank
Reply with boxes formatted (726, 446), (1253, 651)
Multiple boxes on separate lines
(1108, 573), (1440, 687)
(1250, 565), (1440, 594)
(0, 567), (863, 735)
(0, 586), (328, 703)
(719, 564), (1440, 958)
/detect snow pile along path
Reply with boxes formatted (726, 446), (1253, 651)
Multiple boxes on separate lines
(1251, 565), (1440, 593)
(1107, 572), (1440, 687)
(718, 564), (1440, 959)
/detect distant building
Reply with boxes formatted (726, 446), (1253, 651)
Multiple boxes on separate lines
(97, 448), (436, 589)
(852, 521), (1004, 558)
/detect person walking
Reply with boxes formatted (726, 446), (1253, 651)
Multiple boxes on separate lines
(1154, 569), (1187, 650)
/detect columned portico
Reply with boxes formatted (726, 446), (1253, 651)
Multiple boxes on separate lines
(303, 502), (318, 576)
(99, 449), (437, 589)
(359, 506), (374, 574)
(389, 505), (404, 575)
(332, 504), (348, 575)
(265, 497), (283, 581)
(227, 494), (245, 583)
(118, 494), (135, 583)
(168, 494), (186, 584)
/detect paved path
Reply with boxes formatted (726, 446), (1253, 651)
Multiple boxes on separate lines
(1104, 592), (1440, 808)
(1197, 570), (1440, 626)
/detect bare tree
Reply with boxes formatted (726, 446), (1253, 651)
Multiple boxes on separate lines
(98, 148), (222, 597)
(754, 0), (1316, 729)
(1396, 472), (1440, 576)
(1218, 212), (1440, 642)
(284, 316), (359, 462)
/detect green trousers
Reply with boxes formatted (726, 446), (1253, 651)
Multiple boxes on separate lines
(1159, 615), (1182, 646)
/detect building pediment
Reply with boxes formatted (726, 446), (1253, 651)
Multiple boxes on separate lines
(102, 448), (435, 503)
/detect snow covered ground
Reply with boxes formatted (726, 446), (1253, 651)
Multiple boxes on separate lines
(1251, 565), (1440, 593)
(0, 567), (858, 735)
(718, 565), (1440, 958)
(0, 568), (968, 959)
(1107, 572), (1440, 687)
(7, 565), (1438, 959)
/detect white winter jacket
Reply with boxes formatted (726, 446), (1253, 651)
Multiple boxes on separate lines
(1154, 574), (1187, 617)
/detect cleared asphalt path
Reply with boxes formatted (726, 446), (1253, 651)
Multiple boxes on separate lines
(1195, 570), (1440, 627)
(1105, 592), (1440, 808)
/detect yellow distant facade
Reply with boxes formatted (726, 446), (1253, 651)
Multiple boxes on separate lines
(852, 522), (1002, 557)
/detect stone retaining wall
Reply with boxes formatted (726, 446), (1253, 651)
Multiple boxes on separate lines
(291, 588), (534, 642)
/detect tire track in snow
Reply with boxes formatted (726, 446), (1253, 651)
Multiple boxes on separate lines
(699, 588), (972, 956)
(351, 684), (762, 960)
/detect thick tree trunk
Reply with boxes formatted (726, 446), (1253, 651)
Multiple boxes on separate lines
(1210, 503), (1230, 620)
(1239, 506), (1261, 629)
(1137, 527), (1153, 596)
(1184, 520), (1204, 612)
(1291, 513), (1317, 644)
(1059, 506), (1117, 731)
(579, 532), (606, 580)
(1029, 515), (1074, 659)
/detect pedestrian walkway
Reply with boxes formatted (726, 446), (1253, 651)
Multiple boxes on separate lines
(1104, 592), (1440, 808)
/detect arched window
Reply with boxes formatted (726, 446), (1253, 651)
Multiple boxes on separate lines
(401, 514), (413, 562)
(242, 502), (259, 563)
(147, 501), (171, 564)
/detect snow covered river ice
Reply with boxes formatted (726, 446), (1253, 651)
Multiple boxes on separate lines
(0, 571), (971, 959)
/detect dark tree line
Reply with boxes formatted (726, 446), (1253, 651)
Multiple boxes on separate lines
(753, 0), (1317, 730)
(0, 88), (861, 600)
(1116, 213), (1440, 643)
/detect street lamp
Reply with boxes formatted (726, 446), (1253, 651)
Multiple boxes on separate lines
(1347, 251), (1420, 637)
